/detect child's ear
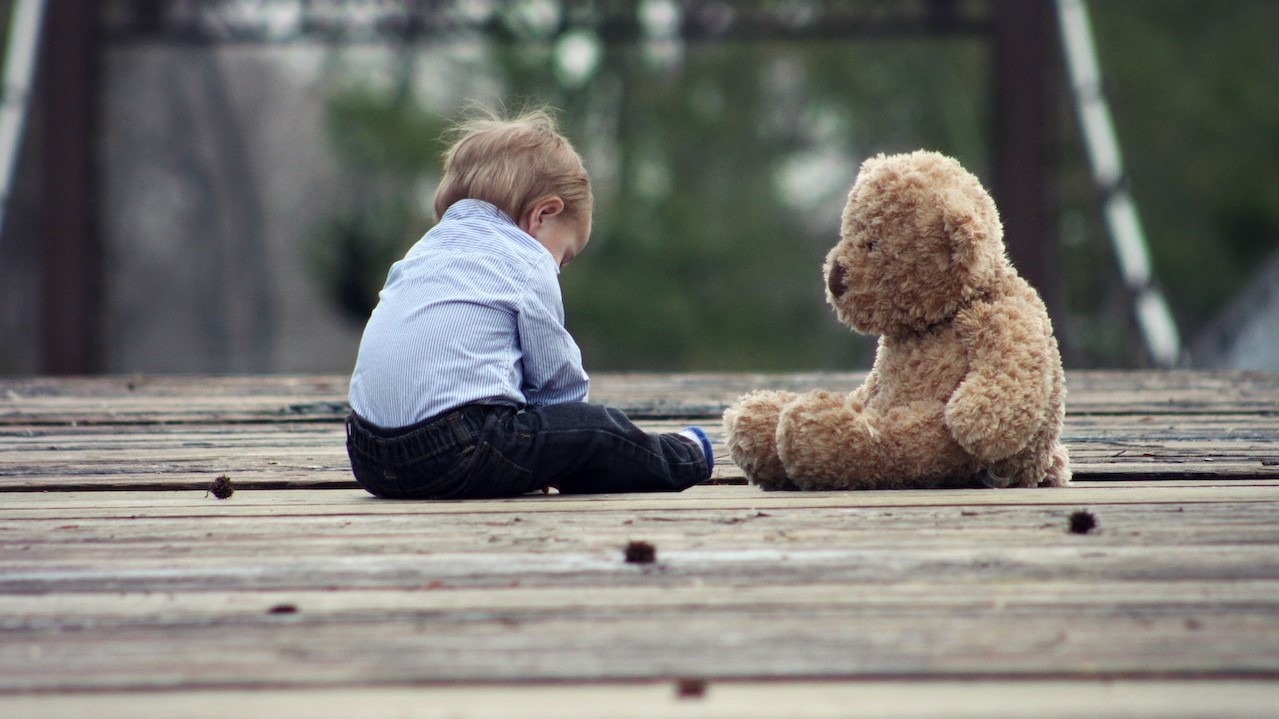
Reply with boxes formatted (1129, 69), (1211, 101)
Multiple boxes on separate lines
(540, 196), (565, 218)
(524, 196), (565, 233)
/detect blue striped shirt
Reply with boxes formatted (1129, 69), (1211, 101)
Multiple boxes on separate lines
(348, 199), (589, 428)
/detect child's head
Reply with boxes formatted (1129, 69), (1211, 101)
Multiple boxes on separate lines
(433, 105), (593, 228)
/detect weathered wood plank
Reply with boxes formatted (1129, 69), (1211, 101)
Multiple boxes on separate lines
(0, 374), (351, 425)
(5, 457), (1277, 490)
(2, 371), (1278, 717)
(3, 483), (1279, 691)
(3, 681), (1276, 719)
(7, 529), (1279, 593)
(4, 371), (1278, 426)
(7, 410), (1273, 443)
(593, 370), (1279, 416)
(4, 607), (1279, 690)
(7, 578), (1279, 622)
(4, 415), (1279, 491)
(4, 562), (1279, 689)
(4, 370), (1277, 491)
(7, 503), (1279, 577)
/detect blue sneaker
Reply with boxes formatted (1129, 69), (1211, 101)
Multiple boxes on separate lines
(679, 426), (714, 479)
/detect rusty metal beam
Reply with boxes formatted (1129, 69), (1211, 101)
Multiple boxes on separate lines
(993, 0), (1065, 339)
(39, 0), (102, 374)
(101, 0), (991, 45)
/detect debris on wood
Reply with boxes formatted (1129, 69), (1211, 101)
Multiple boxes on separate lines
(624, 540), (656, 564)
(208, 475), (235, 499)
(268, 604), (298, 615)
(1069, 509), (1097, 534)
(675, 677), (707, 699)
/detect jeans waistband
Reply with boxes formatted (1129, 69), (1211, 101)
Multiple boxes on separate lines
(345, 404), (497, 464)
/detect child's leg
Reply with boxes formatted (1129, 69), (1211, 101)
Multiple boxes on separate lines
(487, 402), (710, 494)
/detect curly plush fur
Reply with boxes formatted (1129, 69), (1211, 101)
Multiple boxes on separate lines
(724, 150), (1070, 490)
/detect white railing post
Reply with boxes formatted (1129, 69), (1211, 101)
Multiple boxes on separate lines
(1056, 0), (1182, 367)
(0, 0), (48, 247)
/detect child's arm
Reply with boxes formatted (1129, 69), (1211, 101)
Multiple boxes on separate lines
(516, 267), (590, 405)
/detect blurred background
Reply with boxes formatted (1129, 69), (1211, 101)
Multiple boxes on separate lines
(1, 0), (1277, 376)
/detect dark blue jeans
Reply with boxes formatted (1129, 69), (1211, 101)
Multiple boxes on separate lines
(345, 402), (709, 499)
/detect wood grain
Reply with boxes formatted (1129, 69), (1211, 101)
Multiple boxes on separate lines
(2, 371), (1278, 717)
(3, 681), (1277, 719)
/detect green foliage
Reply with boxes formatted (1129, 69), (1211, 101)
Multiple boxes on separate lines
(310, 87), (451, 323)
(558, 44), (857, 370)
(1086, 0), (1279, 335)
(313, 12), (990, 370)
(324, 86), (447, 177)
(310, 2), (1279, 369)
(309, 195), (419, 323)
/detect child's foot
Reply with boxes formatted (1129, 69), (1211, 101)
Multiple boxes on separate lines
(679, 426), (714, 479)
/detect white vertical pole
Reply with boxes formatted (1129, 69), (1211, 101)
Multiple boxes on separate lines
(0, 0), (48, 247)
(1056, 0), (1181, 367)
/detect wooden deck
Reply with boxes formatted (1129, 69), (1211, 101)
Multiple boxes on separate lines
(2, 371), (1279, 717)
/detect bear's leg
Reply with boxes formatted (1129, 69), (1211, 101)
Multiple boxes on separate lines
(777, 398), (979, 490)
(1041, 442), (1072, 486)
(723, 390), (799, 490)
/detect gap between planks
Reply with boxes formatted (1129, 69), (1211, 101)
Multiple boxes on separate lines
(4, 483), (1279, 516)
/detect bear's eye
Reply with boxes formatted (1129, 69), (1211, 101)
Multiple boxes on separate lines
(864, 239), (878, 252)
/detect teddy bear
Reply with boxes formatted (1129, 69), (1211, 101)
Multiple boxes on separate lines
(723, 150), (1070, 490)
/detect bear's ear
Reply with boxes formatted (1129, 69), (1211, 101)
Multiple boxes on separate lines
(940, 187), (997, 275)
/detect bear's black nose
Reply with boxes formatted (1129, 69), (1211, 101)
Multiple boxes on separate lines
(827, 261), (848, 298)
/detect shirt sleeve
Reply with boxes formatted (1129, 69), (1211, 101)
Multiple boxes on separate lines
(516, 259), (590, 405)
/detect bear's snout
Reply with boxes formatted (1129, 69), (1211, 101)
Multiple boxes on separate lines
(827, 261), (848, 298)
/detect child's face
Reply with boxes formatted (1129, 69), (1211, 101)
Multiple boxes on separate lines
(554, 210), (592, 267)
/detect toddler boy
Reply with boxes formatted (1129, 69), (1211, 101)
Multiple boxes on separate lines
(345, 107), (712, 499)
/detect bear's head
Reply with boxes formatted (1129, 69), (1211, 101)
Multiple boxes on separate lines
(824, 150), (1008, 335)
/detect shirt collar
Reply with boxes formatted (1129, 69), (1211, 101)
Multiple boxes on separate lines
(442, 199), (517, 227)
(440, 199), (559, 273)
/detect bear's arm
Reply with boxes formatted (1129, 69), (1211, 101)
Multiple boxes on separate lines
(850, 361), (880, 408)
(944, 298), (1054, 463)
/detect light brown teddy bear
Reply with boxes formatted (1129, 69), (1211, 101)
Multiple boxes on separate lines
(723, 150), (1070, 490)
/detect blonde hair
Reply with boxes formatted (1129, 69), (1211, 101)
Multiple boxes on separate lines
(433, 105), (593, 224)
